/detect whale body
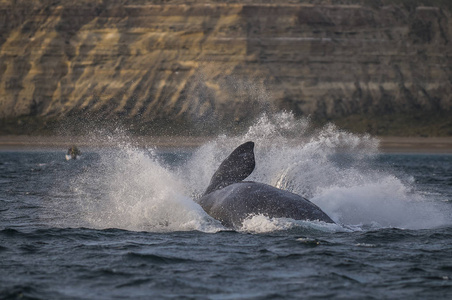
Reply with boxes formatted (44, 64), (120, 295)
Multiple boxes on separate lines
(197, 141), (334, 228)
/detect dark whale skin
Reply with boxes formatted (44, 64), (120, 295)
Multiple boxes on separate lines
(198, 181), (335, 228)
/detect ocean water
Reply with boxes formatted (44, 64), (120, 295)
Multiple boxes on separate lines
(1, 113), (451, 299)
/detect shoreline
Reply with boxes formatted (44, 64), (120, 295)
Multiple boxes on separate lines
(0, 135), (451, 154)
(377, 137), (452, 154)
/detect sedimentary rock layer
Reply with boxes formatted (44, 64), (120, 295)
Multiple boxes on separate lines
(0, 0), (451, 134)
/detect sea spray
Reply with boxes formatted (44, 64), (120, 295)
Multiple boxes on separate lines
(70, 134), (223, 232)
(65, 112), (450, 232)
(183, 112), (450, 230)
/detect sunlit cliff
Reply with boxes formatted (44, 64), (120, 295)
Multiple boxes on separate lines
(0, 0), (451, 135)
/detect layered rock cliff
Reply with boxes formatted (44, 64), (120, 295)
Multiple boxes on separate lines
(0, 0), (451, 135)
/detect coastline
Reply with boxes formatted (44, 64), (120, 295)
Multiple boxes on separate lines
(0, 135), (451, 154)
(377, 137), (452, 154)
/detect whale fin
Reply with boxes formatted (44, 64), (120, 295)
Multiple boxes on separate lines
(204, 141), (255, 195)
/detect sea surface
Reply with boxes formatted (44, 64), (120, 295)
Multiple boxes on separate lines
(1, 115), (451, 299)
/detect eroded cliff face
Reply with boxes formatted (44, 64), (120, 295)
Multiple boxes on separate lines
(0, 0), (451, 135)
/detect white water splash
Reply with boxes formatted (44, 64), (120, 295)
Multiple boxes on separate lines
(182, 112), (450, 230)
(240, 215), (345, 234)
(69, 112), (450, 232)
(72, 138), (223, 232)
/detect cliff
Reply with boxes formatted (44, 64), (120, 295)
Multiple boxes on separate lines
(0, 0), (451, 136)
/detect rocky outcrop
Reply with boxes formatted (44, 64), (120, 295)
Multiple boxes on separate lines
(0, 0), (451, 135)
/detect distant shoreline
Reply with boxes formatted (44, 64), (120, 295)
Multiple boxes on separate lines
(0, 135), (451, 154)
(377, 137), (452, 154)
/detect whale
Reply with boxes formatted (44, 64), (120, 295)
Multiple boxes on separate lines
(197, 141), (335, 228)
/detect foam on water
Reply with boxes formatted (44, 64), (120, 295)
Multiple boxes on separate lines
(67, 112), (451, 232)
(240, 215), (345, 234)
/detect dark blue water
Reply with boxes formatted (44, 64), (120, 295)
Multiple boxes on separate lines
(1, 147), (451, 299)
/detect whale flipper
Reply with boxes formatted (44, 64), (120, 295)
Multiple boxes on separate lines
(198, 141), (335, 228)
(204, 141), (255, 195)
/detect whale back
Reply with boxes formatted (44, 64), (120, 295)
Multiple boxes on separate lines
(199, 182), (335, 227)
(204, 141), (255, 195)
